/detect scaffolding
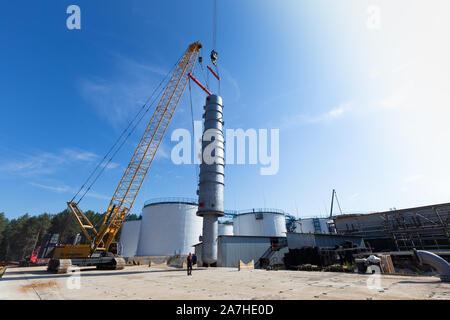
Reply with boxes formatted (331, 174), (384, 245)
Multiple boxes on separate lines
(334, 203), (450, 251)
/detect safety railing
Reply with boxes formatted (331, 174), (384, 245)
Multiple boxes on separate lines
(143, 197), (198, 207)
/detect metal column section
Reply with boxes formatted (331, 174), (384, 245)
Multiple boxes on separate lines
(197, 95), (225, 266)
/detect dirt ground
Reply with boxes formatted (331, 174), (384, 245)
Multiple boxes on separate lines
(0, 265), (449, 300)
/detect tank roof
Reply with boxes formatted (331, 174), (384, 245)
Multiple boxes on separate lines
(218, 221), (233, 225)
(143, 197), (197, 208)
(124, 215), (142, 221)
(143, 200), (292, 218)
(234, 208), (287, 216)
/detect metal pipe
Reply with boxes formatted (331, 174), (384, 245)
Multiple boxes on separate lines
(414, 249), (450, 282)
(188, 73), (212, 96)
(207, 65), (220, 80)
(329, 189), (335, 218)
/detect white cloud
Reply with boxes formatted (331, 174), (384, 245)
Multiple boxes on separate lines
(103, 162), (120, 170)
(280, 102), (351, 129)
(219, 67), (241, 103)
(324, 105), (348, 120)
(0, 148), (104, 177)
(83, 191), (110, 201)
(62, 148), (98, 162)
(348, 193), (360, 200)
(155, 143), (170, 159)
(79, 53), (171, 129)
(29, 182), (71, 193)
(111, 52), (168, 77)
(29, 182), (110, 200)
(379, 83), (412, 110)
(404, 174), (424, 184)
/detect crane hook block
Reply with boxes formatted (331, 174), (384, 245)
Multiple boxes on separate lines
(210, 50), (218, 66)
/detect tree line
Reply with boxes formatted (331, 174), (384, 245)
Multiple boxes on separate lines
(0, 210), (138, 261)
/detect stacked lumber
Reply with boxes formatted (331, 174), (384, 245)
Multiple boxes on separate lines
(238, 259), (254, 271)
(149, 260), (167, 268)
(379, 254), (395, 274)
(0, 266), (7, 279)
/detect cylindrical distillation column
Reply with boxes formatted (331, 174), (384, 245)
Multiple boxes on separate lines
(196, 95), (225, 266)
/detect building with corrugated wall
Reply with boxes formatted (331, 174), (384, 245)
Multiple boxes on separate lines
(286, 232), (365, 249)
(295, 217), (332, 234)
(215, 235), (287, 268)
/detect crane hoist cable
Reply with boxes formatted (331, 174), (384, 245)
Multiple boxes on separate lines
(217, 64), (221, 95)
(72, 53), (183, 204)
(208, 0), (220, 93)
(76, 80), (167, 205)
(188, 77), (200, 184)
(334, 191), (343, 215)
(210, 0), (218, 66)
(213, 0), (217, 51)
(73, 63), (176, 204)
(198, 47), (209, 90)
(329, 189), (343, 217)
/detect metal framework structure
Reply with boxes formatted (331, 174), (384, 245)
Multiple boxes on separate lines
(67, 41), (202, 256)
(334, 203), (450, 251)
(382, 205), (450, 251)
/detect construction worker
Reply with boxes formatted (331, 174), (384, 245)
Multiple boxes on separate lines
(187, 252), (193, 276)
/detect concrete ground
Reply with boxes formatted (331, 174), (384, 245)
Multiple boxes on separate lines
(0, 265), (449, 300)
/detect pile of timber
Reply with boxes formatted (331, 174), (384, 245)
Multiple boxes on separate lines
(0, 266), (7, 279)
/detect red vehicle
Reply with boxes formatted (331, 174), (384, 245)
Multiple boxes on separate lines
(29, 246), (50, 266)
(19, 234), (59, 267)
(19, 247), (48, 267)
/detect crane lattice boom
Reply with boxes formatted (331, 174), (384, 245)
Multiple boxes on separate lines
(67, 41), (202, 255)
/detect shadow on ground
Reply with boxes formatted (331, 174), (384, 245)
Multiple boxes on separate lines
(1, 267), (207, 281)
(396, 280), (442, 284)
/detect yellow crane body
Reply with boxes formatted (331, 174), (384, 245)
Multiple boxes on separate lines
(48, 41), (202, 273)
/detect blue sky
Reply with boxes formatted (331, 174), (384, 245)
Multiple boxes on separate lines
(1, 0), (450, 219)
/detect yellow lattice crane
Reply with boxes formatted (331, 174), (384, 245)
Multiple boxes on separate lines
(48, 41), (202, 273)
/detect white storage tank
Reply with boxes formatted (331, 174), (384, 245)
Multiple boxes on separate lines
(119, 219), (141, 257)
(218, 222), (233, 236)
(300, 217), (331, 234)
(291, 220), (303, 233)
(136, 198), (203, 256)
(233, 209), (287, 237)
